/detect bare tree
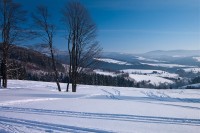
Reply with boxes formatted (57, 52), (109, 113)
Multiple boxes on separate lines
(62, 1), (102, 92)
(32, 6), (61, 92)
(0, 0), (27, 88)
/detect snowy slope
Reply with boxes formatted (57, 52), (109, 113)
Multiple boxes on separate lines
(183, 68), (200, 73)
(129, 74), (174, 85)
(136, 56), (166, 63)
(121, 69), (179, 79)
(193, 57), (200, 62)
(94, 69), (177, 85)
(181, 83), (200, 89)
(94, 58), (132, 65)
(0, 80), (200, 133)
(121, 69), (165, 74)
(141, 62), (195, 68)
(93, 69), (117, 77)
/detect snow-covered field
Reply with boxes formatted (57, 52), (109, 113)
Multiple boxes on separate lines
(128, 74), (174, 85)
(94, 58), (132, 65)
(93, 69), (117, 77)
(94, 69), (177, 85)
(121, 69), (179, 79)
(183, 68), (200, 73)
(135, 56), (166, 63)
(121, 69), (165, 74)
(141, 63), (195, 68)
(193, 57), (200, 62)
(0, 80), (200, 133)
(181, 83), (200, 89)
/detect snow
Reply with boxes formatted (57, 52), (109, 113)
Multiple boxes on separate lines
(193, 57), (200, 62)
(136, 56), (166, 63)
(94, 69), (178, 84)
(94, 58), (132, 65)
(93, 69), (117, 77)
(129, 74), (174, 85)
(0, 98), (61, 106)
(183, 68), (200, 73)
(121, 69), (179, 79)
(172, 55), (186, 58)
(181, 83), (200, 89)
(121, 69), (164, 74)
(0, 80), (200, 133)
(141, 62), (194, 68)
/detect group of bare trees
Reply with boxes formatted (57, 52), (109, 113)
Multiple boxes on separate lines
(0, 0), (102, 92)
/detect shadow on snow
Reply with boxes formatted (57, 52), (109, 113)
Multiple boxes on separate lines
(0, 106), (200, 127)
(0, 115), (114, 133)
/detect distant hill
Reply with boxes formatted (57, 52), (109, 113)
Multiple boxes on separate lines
(13, 45), (64, 71)
(1, 46), (200, 88)
(143, 50), (200, 57)
(0, 45), (65, 79)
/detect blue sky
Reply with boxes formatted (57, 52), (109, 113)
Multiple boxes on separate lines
(16, 0), (200, 53)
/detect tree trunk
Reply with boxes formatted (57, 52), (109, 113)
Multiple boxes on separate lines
(66, 53), (72, 92)
(66, 67), (71, 92)
(66, 79), (70, 92)
(71, 63), (76, 92)
(2, 50), (7, 88)
(66, 65), (71, 92)
(66, 33), (72, 92)
(50, 48), (61, 92)
(2, 60), (7, 88)
(72, 79), (76, 92)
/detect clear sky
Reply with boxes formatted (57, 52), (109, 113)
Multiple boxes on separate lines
(16, 0), (200, 53)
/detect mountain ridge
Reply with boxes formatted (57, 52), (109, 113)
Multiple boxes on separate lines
(143, 50), (200, 57)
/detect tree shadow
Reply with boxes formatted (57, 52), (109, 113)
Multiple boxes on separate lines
(140, 91), (200, 103)
(19, 93), (85, 99)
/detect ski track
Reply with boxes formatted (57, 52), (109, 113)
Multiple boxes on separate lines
(0, 116), (114, 133)
(0, 106), (200, 126)
(0, 122), (26, 133)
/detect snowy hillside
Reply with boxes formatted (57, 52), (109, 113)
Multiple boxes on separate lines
(0, 80), (199, 133)
(181, 83), (200, 89)
(183, 68), (200, 73)
(141, 62), (195, 68)
(135, 56), (166, 63)
(94, 69), (177, 85)
(93, 69), (117, 77)
(193, 57), (200, 62)
(94, 58), (132, 65)
(128, 74), (174, 85)
(121, 69), (179, 79)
